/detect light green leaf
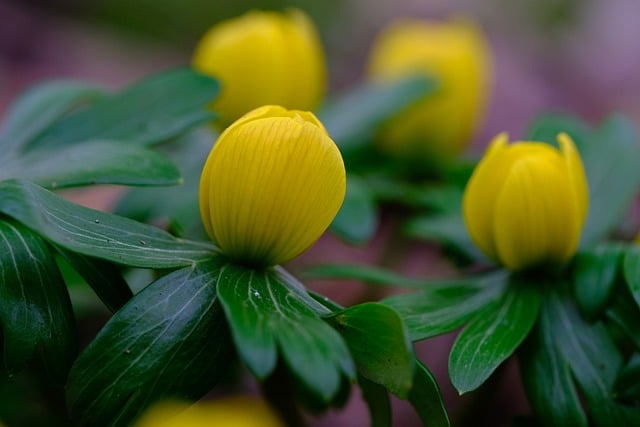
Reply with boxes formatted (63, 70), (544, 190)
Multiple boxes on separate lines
(0, 140), (181, 188)
(449, 279), (541, 393)
(27, 68), (218, 150)
(408, 360), (450, 427)
(623, 246), (640, 309)
(304, 263), (430, 288)
(0, 218), (76, 383)
(326, 302), (414, 398)
(330, 176), (378, 244)
(404, 214), (486, 262)
(319, 75), (437, 150)
(0, 179), (215, 268)
(66, 258), (233, 427)
(384, 272), (508, 341)
(572, 244), (623, 318)
(0, 80), (104, 156)
(216, 264), (355, 403)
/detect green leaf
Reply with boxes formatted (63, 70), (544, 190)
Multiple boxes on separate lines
(408, 360), (450, 427)
(520, 303), (588, 427)
(580, 115), (640, 246)
(522, 283), (638, 425)
(384, 272), (508, 341)
(449, 278), (541, 393)
(404, 214), (486, 262)
(526, 113), (591, 150)
(330, 176), (378, 244)
(27, 68), (218, 150)
(326, 302), (414, 398)
(113, 129), (213, 238)
(0, 219), (76, 383)
(319, 75), (437, 150)
(615, 353), (640, 401)
(623, 246), (640, 309)
(54, 247), (132, 313)
(572, 244), (623, 318)
(0, 179), (215, 268)
(0, 80), (104, 156)
(66, 258), (233, 427)
(0, 141), (182, 188)
(605, 282), (640, 350)
(304, 263), (430, 288)
(216, 264), (355, 403)
(359, 375), (392, 427)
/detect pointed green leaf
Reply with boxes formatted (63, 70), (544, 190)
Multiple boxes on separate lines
(572, 244), (623, 318)
(0, 219), (76, 382)
(404, 214), (486, 262)
(0, 179), (215, 268)
(216, 264), (355, 403)
(359, 375), (392, 427)
(384, 272), (508, 341)
(55, 246), (132, 313)
(615, 353), (640, 401)
(326, 302), (414, 398)
(66, 258), (233, 427)
(305, 263), (430, 288)
(537, 287), (629, 426)
(520, 303), (588, 427)
(330, 176), (378, 244)
(449, 279), (541, 393)
(408, 360), (450, 427)
(27, 68), (218, 150)
(319, 75), (437, 150)
(623, 246), (640, 309)
(0, 80), (104, 156)
(0, 141), (181, 188)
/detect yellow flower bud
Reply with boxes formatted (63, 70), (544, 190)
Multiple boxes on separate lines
(462, 133), (589, 272)
(192, 9), (326, 127)
(200, 105), (346, 267)
(367, 18), (491, 163)
(133, 396), (284, 427)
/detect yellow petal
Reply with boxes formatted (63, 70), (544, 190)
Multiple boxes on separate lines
(192, 10), (326, 127)
(200, 106), (345, 266)
(367, 18), (491, 162)
(557, 132), (589, 227)
(462, 132), (509, 261)
(492, 151), (580, 270)
(134, 397), (284, 427)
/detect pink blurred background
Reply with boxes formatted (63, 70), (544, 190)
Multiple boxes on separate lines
(2, 0), (640, 425)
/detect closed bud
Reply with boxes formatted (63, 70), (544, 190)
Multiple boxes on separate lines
(199, 105), (346, 267)
(192, 9), (326, 127)
(367, 18), (491, 164)
(463, 133), (589, 272)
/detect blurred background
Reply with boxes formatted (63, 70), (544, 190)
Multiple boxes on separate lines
(1, 0), (640, 426)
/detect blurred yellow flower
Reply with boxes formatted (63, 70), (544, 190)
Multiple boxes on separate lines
(200, 105), (346, 267)
(133, 396), (284, 427)
(367, 18), (491, 165)
(463, 133), (588, 271)
(192, 9), (326, 127)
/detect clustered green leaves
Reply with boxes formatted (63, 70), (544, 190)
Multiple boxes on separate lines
(1, 68), (639, 427)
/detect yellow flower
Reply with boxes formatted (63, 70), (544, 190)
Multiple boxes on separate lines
(462, 133), (589, 272)
(200, 105), (346, 267)
(133, 396), (284, 427)
(192, 9), (326, 127)
(367, 18), (491, 164)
